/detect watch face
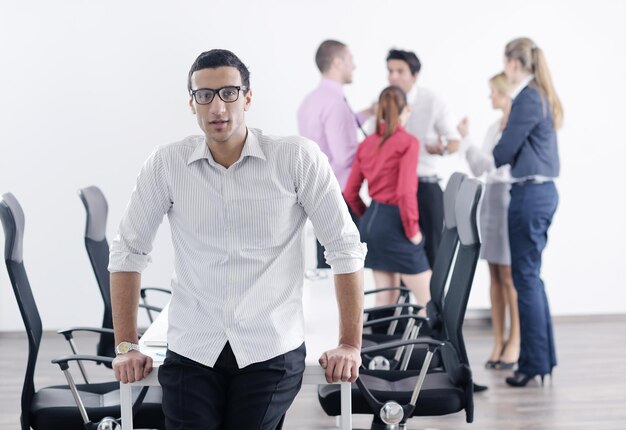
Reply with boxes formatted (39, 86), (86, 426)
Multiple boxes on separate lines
(115, 342), (130, 354)
(116, 342), (132, 354)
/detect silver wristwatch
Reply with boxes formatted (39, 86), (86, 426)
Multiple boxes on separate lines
(115, 341), (140, 355)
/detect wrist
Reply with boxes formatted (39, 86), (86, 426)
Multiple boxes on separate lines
(115, 341), (140, 355)
(339, 342), (361, 351)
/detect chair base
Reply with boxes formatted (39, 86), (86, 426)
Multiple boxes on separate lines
(371, 416), (407, 430)
(372, 425), (406, 430)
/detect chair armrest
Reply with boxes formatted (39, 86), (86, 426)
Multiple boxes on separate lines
(140, 286), (171, 296)
(364, 303), (423, 314)
(51, 354), (149, 426)
(356, 338), (444, 418)
(57, 327), (115, 341)
(51, 354), (115, 370)
(362, 337), (444, 356)
(364, 286), (411, 296)
(138, 303), (162, 312)
(363, 314), (428, 329)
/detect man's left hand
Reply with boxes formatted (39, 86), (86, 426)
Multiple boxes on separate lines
(319, 344), (362, 383)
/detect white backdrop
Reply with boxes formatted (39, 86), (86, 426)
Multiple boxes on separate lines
(1, 0), (625, 331)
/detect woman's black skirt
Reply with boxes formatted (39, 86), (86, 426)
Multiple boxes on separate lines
(360, 201), (430, 275)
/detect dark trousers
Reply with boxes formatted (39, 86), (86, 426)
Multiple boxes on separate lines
(158, 342), (306, 430)
(508, 182), (558, 375)
(316, 201), (360, 269)
(417, 180), (444, 267)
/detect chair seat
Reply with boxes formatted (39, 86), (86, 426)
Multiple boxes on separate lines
(31, 382), (164, 430)
(318, 371), (465, 418)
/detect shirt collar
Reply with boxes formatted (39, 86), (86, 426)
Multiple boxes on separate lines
(187, 128), (267, 166)
(510, 75), (534, 100)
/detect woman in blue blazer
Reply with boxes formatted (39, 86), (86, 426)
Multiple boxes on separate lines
(493, 37), (563, 387)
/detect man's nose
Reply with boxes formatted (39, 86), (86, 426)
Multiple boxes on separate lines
(209, 97), (226, 115)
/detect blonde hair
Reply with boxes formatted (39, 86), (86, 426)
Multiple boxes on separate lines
(505, 37), (563, 129)
(489, 72), (512, 96)
(375, 86), (407, 147)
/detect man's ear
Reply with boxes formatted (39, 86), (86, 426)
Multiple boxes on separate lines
(189, 97), (196, 114)
(243, 88), (252, 112)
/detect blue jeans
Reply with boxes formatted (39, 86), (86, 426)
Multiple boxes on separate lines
(508, 181), (558, 375)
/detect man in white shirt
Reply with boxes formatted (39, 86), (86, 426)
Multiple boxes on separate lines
(109, 49), (366, 429)
(387, 49), (461, 266)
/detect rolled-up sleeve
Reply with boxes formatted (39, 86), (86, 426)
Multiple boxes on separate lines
(108, 148), (172, 274)
(294, 139), (366, 274)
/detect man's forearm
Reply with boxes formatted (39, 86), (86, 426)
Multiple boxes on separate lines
(334, 269), (364, 349)
(111, 271), (141, 345)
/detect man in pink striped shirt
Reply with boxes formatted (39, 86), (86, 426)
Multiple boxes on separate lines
(298, 39), (373, 268)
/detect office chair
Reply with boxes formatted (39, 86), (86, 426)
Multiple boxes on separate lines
(0, 192), (165, 430)
(424, 171), (467, 337)
(318, 178), (482, 429)
(77, 186), (170, 363)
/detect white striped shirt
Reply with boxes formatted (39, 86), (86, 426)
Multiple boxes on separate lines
(109, 128), (366, 367)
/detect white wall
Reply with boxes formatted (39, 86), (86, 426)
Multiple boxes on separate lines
(1, 0), (625, 331)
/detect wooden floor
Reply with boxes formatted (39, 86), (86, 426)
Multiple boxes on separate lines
(2, 316), (626, 429)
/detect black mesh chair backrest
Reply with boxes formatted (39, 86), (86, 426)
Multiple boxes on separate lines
(438, 178), (482, 423)
(0, 193), (42, 430)
(426, 172), (466, 327)
(78, 186), (115, 359)
(443, 178), (482, 363)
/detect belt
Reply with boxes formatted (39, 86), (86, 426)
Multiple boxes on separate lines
(418, 176), (441, 184)
(511, 176), (554, 186)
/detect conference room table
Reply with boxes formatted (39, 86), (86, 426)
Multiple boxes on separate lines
(119, 274), (359, 430)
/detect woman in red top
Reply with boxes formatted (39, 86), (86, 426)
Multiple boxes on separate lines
(344, 86), (431, 307)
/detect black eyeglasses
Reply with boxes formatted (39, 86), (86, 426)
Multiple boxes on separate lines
(190, 85), (248, 105)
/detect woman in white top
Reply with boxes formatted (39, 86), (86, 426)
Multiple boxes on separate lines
(458, 72), (520, 370)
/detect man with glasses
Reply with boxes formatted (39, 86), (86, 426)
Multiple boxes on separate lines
(108, 49), (366, 429)
(297, 39), (374, 270)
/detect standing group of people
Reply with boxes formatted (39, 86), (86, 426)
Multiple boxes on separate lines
(298, 43), (462, 314)
(298, 37), (562, 388)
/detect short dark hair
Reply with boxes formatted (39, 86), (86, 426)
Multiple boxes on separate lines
(187, 49), (250, 93)
(315, 40), (347, 73)
(386, 49), (421, 76)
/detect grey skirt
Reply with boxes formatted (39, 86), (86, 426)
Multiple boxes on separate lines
(479, 182), (511, 265)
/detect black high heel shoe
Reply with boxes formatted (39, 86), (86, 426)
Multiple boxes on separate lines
(494, 361), (517, 370)
(505, 371), (550, 387)
(485, 360), (499, 369)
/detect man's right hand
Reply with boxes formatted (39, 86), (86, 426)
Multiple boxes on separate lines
(113, 350), (153, 383)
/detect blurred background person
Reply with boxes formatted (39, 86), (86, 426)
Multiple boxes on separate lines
(298, 39), (374, 270)
(344, 86), (431, 309)
(493, 37), (563, 388)
(458, 72), (520, 370)
(386, 49), (462, 268)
